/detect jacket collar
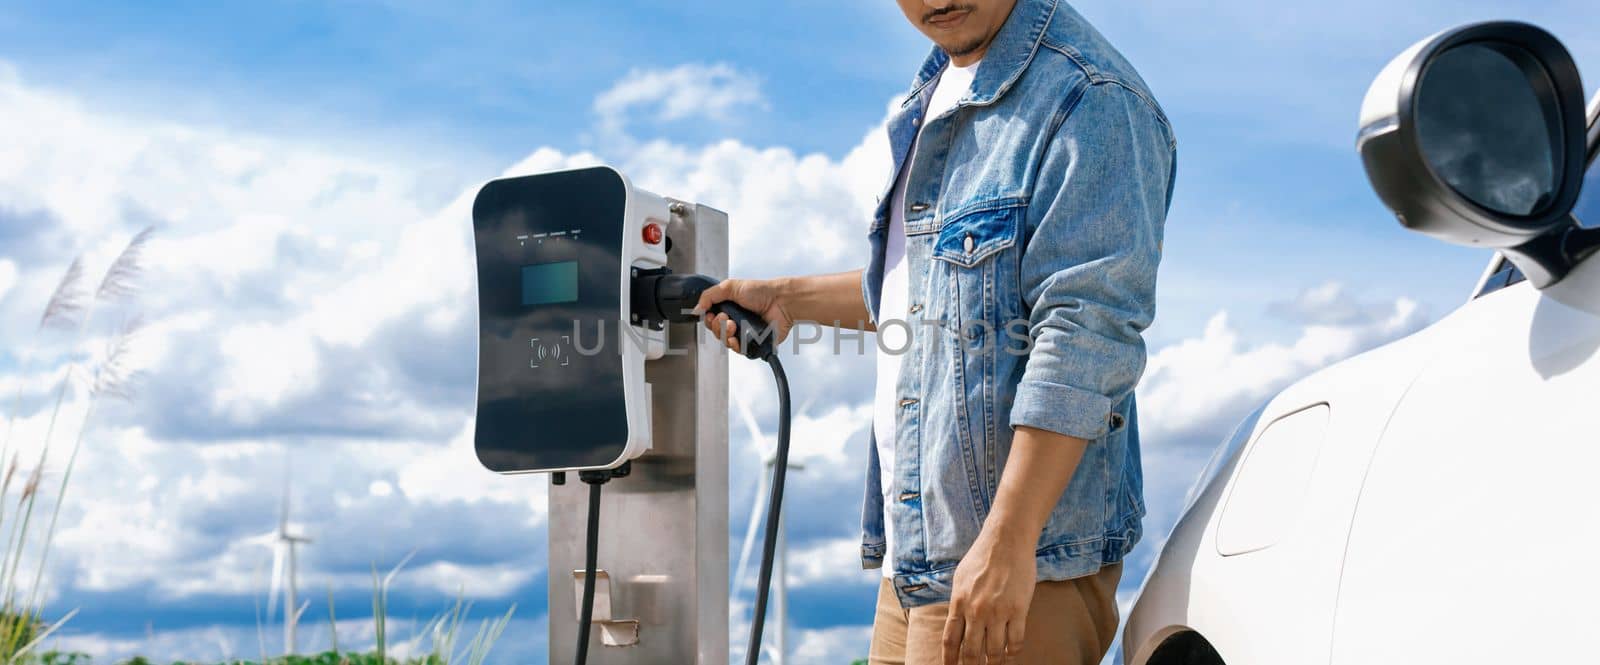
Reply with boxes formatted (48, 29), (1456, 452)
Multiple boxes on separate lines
(901, 0), (1057, 109)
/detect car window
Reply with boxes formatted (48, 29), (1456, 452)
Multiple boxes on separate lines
(1583, 90), (1598, 227)
(1576, 147), (1599, 229)
(1476, 256), (1525, 298)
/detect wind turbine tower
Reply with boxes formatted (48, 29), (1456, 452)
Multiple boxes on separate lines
(269, 478), (312, 654)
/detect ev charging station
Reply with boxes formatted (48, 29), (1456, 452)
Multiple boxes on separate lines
(471, 166), (788, 665)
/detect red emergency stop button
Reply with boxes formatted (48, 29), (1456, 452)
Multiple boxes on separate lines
(643, 223), (664, 245)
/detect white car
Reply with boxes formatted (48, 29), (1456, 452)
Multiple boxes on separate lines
(1123, 21), (1600, 665)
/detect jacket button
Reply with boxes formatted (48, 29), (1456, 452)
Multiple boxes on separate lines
(964, 234), (975, 253)
(910, 202), (931, 213)
(909, 303), (924, 314)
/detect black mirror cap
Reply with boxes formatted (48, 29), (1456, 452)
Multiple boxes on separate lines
(1357, 22), (1588, 256)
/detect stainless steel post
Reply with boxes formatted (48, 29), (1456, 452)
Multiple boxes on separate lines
(547, 202), (730, 665)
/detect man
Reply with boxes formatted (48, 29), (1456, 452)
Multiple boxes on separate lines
(696, 1), (1174, 663)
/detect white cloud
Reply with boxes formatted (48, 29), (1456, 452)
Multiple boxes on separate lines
(594, 63), (767, 137)
(790, 624), (874, 665)
(1266, 281), (1404, 327)
(213, 323), (321, 415)
(393, 419), (550, 513)
(783, 537), (877, 589)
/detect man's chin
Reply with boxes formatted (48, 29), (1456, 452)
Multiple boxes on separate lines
(940, 36), (988, 59)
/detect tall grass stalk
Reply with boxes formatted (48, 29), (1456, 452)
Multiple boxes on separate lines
(371, 550), (416, 663)
(400, 592), (516, 665)
(0, 259), (85, 565)
(326, 587), (339, 655)
(24, 318), (142, 614)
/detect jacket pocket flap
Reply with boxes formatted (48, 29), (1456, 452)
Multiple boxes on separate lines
(933, 204), (1021, 268)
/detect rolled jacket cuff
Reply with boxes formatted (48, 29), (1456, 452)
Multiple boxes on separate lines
(1010, 378), (1114, 441)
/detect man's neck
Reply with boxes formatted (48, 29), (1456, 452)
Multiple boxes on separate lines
(949, 49), (985, 68)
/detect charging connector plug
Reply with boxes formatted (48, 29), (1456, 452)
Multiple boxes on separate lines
(632, 270), (777, 360)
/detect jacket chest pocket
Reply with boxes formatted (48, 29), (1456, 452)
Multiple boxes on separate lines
(927, 203), (1023, 516)
(930, 203), (1023, 327)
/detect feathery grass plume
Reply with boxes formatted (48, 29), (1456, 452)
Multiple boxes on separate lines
(2, 227), (145, 511)
(37, 258), (86, 332)
(1, 456), (46, 597)
(94, 226), (156, 303)
(0, 458), (16, 504)
(17, 465), (40, 505)
(0, 257), (89, 526)
(90, 316), (144, 402)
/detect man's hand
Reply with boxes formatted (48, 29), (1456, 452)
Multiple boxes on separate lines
(942, 426), (1089, 664)
(693, 270), (874, 354)
(943, 524), (1037, 664)
(694, 278), (797, 354)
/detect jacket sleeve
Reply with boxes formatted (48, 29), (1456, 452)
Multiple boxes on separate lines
(1008, 81), (1175, 441)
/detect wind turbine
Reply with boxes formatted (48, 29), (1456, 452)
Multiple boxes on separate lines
(266, 473), (312, 655)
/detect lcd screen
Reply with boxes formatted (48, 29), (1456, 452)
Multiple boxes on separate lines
(521, 261), (579, 306)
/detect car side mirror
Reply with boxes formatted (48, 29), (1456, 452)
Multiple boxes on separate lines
(1358, 21), (1593, 288)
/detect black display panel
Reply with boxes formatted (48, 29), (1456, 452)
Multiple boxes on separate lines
(521, 261), (579, 306)
(472, 167), (629, 473)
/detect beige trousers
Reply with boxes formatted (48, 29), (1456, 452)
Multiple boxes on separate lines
(868, 564), (1122, 665)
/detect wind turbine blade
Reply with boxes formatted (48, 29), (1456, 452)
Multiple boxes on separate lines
(267, 545), (285, 620)
(731, 390), (770, 455)
(796, 395), (817, 420)
(732, 467), (770, 590)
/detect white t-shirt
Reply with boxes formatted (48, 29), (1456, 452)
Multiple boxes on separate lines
(874, 59), (980, 577)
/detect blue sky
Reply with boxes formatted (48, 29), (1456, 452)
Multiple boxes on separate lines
(0, 1), (1595, 664)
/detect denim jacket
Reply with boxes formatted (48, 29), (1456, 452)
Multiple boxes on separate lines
(860, 0), (1176, 608)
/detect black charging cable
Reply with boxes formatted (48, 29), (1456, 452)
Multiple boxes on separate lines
(744, 354), (789, 665)
(573, 463), (629, 665)
(635, 270), (791, 663)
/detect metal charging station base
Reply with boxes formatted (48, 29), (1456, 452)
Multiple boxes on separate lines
(547, 201), (730, 664)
